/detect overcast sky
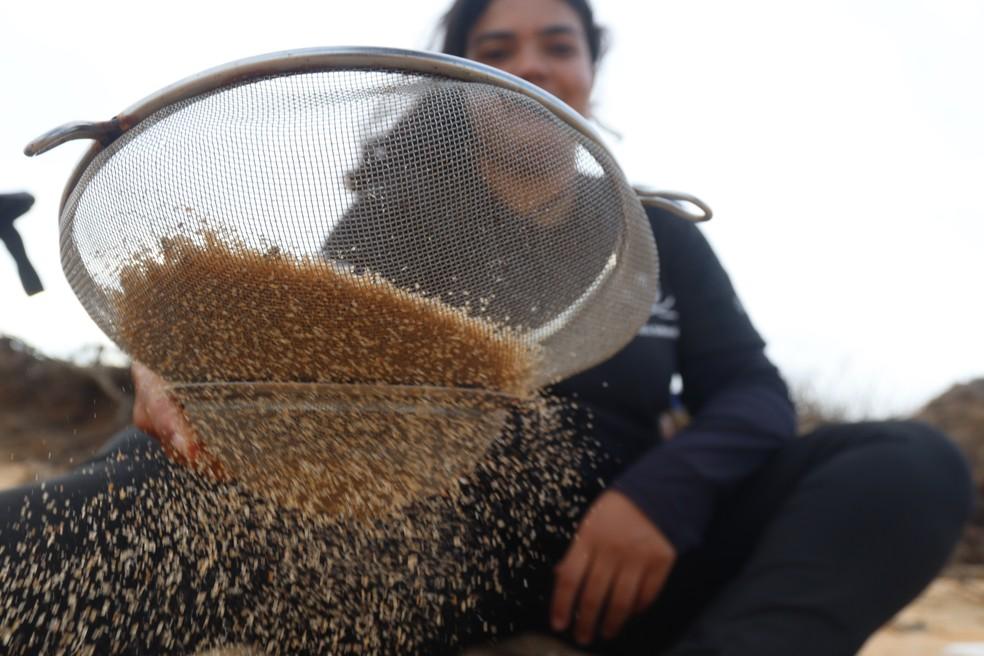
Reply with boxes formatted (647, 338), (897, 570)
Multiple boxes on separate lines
(1, 0), (981, 416)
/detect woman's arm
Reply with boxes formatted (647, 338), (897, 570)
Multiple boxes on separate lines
(551, 207), (796, 643)
(612, 208), (796, 553)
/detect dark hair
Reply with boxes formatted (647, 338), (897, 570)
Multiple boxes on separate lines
(438, 0), (607, 65)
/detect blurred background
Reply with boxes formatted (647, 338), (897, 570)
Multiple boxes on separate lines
(2, 0), (982, 417)
(1, 1), (982, 652)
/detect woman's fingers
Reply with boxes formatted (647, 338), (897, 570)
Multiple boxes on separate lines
(131, 362), (159, 436)
(131, 361), (195, 462)
(601, 564), (644, 640)
(552, 492), (679, 644)
(551, 540), (591, 632)
(132, 363), (226, 480)
(573, 553), (616, 645)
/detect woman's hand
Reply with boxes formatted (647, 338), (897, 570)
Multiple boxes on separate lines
(131, 361), (199, 464)
(550, 490), (677, 645)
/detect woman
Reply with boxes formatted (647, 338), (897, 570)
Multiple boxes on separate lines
(321, 85), (623, 332)
(419, 0), (972, 653)
(143, 0), (975, 651)
(0, 1), (973, 655)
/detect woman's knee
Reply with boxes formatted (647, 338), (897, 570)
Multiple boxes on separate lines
(844, 420), (975, 541)
(883, 421), (972, 504)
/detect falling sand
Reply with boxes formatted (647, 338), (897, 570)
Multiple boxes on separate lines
(0, 392), (604, 654)
(0, 231), (607, 653)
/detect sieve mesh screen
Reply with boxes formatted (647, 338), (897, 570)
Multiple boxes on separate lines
(60, 66), (657, 390)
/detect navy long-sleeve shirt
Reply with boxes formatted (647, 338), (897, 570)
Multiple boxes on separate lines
(550, 204), (797, 553)
(328, 176), (796, 553)
(322, 87), (795, 552)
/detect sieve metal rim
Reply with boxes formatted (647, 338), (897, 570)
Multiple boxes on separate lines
(21, 47), (711, 390)
(166, 381), (531, 416)
(24, 46), (608, 215)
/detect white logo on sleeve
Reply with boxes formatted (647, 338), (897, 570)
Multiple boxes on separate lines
(638, 290), (680, 339)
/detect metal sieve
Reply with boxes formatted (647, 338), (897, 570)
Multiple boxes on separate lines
(25, 47), (716, 514)
(22, 47), (713, 389)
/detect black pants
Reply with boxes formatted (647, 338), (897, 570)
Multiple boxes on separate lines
(0, 421), (973, 655)
(605, 420), (975, 656)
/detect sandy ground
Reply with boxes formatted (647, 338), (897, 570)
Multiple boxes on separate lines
(2, 459), (980, 655)
(860, 572), (984, 656)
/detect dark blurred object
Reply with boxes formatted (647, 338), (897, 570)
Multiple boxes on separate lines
(0, 192), (44, 295)
(916, 379), (984, 566)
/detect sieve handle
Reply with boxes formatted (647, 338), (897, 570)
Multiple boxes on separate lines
(23, 120), (122, 157)
(636, 190), (713, 223)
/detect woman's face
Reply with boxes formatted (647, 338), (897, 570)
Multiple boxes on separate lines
(465, 0), (595, 116)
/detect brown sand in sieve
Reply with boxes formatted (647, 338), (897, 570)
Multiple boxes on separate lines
(113, 232), (537, 394)
(110, 232), (540, 516)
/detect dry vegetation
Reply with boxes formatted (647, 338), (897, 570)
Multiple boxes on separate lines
(0, 336), (131, 481)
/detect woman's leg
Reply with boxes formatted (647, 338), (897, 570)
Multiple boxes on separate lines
(608, 420), (974, 656)
(1, 429), (170, 653)
(0, 428), (276, 654)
